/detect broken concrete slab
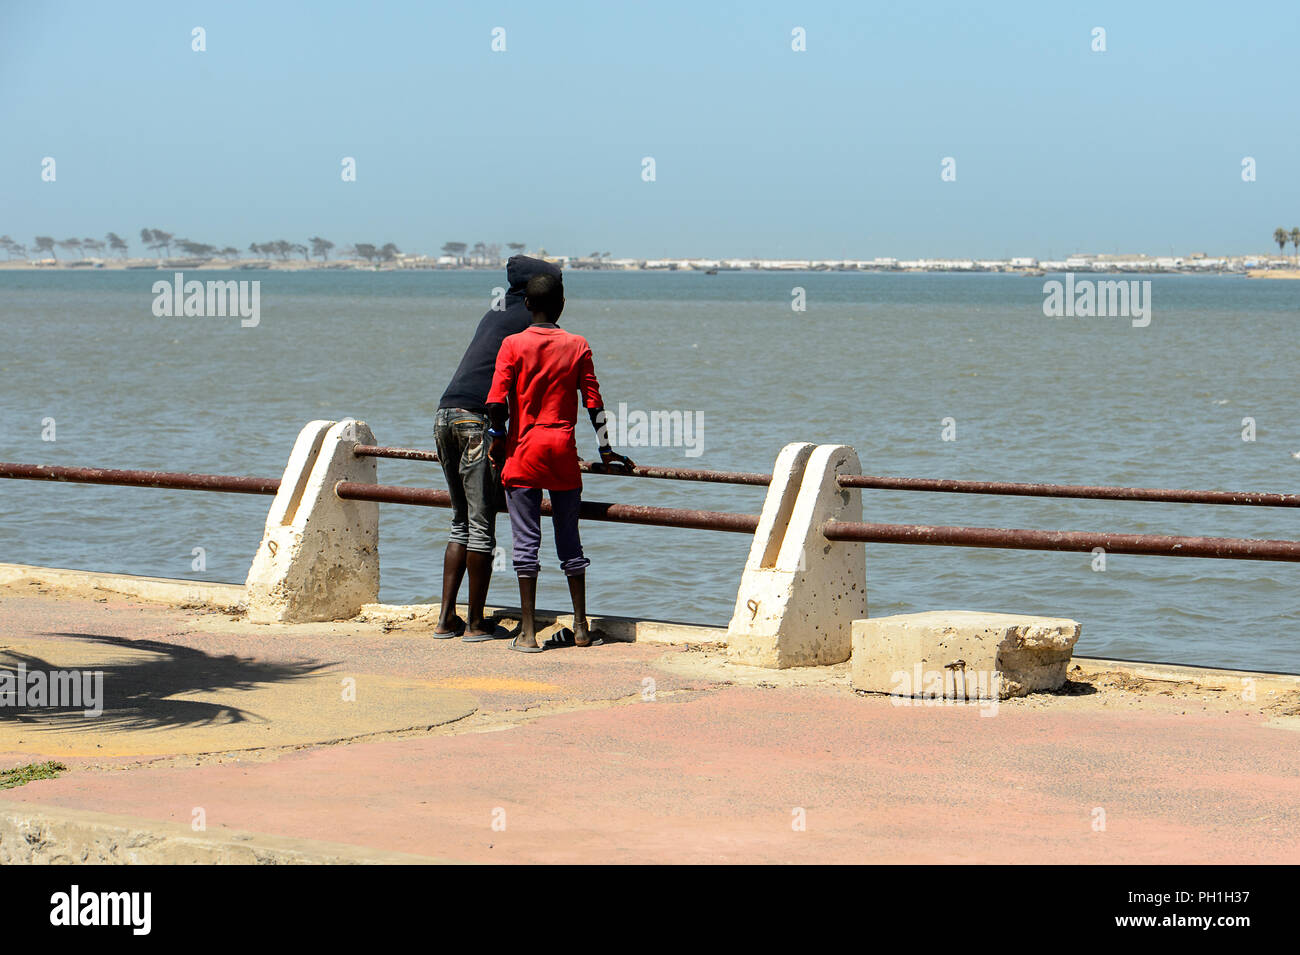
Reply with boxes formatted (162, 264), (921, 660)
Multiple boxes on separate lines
(851, 611), (1081, 700)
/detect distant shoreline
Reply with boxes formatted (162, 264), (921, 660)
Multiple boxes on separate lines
(1, 259), (1295, 277)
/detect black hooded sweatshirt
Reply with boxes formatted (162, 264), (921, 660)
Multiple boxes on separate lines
(438, 255), (563, 413)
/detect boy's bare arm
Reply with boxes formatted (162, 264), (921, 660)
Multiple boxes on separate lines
(487, 403), (508, 468)
(588, 407), (635, 471)
(578, 347), (633, 471)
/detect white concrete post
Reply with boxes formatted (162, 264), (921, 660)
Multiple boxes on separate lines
(245, 419), (380, 623)
(726, 443), (867, 668)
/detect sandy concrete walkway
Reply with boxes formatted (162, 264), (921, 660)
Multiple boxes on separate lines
(1, 579), (1298, 864)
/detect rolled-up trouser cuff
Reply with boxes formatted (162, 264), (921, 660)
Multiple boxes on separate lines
(561, 557), (589, 576)
(465, 529), (496, 554)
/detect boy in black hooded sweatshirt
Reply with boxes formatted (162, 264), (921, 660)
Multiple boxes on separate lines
(432, 255), (562, 640)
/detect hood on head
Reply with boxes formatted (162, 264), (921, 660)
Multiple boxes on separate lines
(506, 254), (563, 295)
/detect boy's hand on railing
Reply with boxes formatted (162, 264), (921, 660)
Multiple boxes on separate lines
(596, 448), (636, 472)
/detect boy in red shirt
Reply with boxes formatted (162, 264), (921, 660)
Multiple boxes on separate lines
(486, 273), (633, 652)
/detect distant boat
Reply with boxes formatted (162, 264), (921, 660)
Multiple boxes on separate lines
(705, 268), (718, 275)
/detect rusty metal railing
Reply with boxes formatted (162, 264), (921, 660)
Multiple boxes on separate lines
(821, 521), (1300, 562)
(0, 463), (281, 495)
(834, 474), (1300, 507)
(0, 464), (756, 535)
(352, 445), (772, 486)
(5, 459), (1300, 562)
(333, 481), (758, 533)
(352, 445), (1299, 506)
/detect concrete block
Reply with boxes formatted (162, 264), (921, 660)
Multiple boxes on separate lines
(245, 419), (379, 623)
(851, 611), (1081, 699)
(727, 443), (867, 668)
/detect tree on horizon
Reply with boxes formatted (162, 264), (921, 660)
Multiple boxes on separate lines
(177, 239), (216, 258)
(33, 236), (56, 260)
(57, 238), (83, 260)
(1274, 227), (1289, 261)
(141, 228), (173, 259)
(309, 236), (334, 261)
(1290, 228), (1300, 266)
(106, 232), (128, 258)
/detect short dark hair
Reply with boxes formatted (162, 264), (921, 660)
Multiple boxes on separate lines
(524, 273), (564, 321)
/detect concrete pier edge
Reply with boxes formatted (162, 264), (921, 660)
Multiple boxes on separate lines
(0, 561), (727, 645)
(2, 561), (1295, 687)
(0, 562), (246, 609)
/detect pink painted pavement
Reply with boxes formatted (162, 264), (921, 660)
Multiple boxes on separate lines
(2, 585), (1298, 863)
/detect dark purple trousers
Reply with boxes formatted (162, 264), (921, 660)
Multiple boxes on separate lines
(504, 486), (589, 578)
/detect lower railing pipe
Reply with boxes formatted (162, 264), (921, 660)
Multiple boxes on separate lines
(332, 481), (759, 533)
(822, 520), (1300, 562)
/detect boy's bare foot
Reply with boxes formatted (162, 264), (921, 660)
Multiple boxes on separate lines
(433, 614), (465, 638)
(509, 625), (543, 652)
(509, 624), (540, 649)
(572, 621), (606, 647)
(463, 617), (507, 643)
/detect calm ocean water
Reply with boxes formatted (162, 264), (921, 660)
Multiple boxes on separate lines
(1, 269), (1297, 672)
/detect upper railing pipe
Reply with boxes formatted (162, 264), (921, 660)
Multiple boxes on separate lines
(835, 474), (1300, 507)
(351, 445), (772, 486)
(352, 446), (1298, 507)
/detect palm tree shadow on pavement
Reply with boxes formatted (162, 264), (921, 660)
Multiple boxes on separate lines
(0, 631), (336, 733)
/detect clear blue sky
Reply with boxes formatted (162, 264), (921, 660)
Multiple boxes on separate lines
(2, 0), (1297, 259)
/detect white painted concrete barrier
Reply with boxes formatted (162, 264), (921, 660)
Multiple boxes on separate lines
(726, 443), (867, 668)
(245, 419), (379, 623)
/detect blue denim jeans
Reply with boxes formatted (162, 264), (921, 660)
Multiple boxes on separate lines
(434, 408), (498, 553)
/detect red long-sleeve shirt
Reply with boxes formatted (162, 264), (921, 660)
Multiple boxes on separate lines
(486, 324), (604, 491)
